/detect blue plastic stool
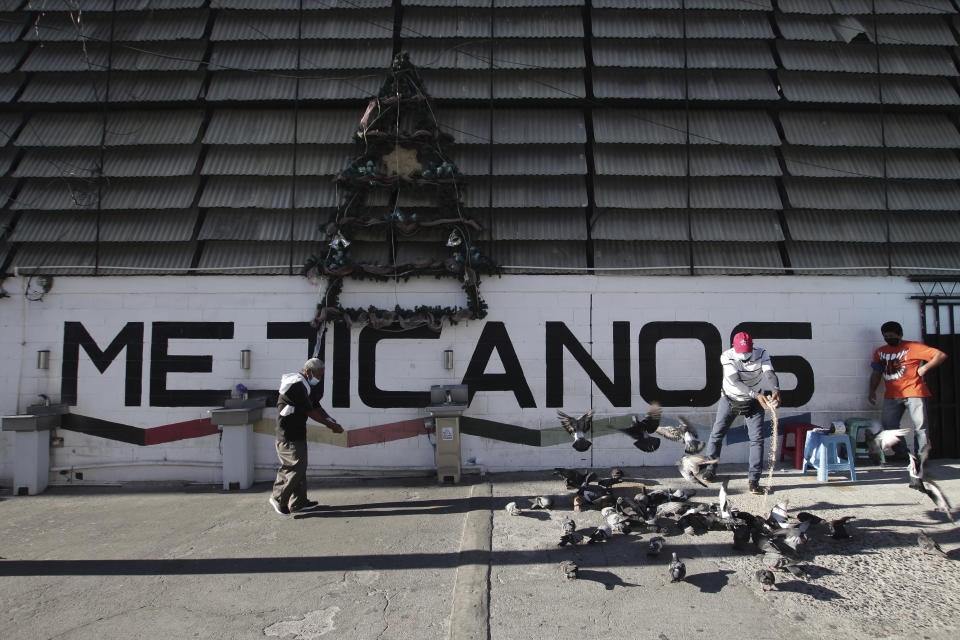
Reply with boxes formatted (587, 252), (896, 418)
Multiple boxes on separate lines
(801, 432), (856, 482)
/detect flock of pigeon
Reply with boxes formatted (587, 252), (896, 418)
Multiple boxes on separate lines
(503, 405), (957, 590)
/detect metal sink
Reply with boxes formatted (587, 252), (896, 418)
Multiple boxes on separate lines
(24, 403), (70, 416)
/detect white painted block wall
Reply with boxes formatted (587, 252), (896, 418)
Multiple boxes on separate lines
(0, 274), (924, 485)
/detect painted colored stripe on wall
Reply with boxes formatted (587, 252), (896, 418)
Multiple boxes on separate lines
(142, 418), (219, 446)
(60, 414), (218, 446)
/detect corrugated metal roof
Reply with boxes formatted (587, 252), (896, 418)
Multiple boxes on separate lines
(0, 177), (15, 202)
(454, 145), (586, 175)
(31, 1), (206, 9)
(198, 209), (326, 241)
(494, 0), (584, 6)
(26, 11), (209, 42)
(491, 109), (585, 143)
(400, 8), (492, 39)
(691, 177), (782, 209)
(693, 242), (784, 274)
(594, 146), (686, 176)
(210, 11), (298, 41)
(0, 41), (27, 72)
(690, 110), (780, 145)
(19, 71), (203, 105)
(492, 210), (587, 241)
(9, 210), (198, 242)
(303, 10), (396, 39)
(0, 71), (22, 101)
(692, 147), (781, 176)
(0, 12), (27, 43)
(213, 0), (391, 8)
(209, 42), (299, 71)
(782, 147), (883, 179)
(7, 243), (98, 274)
(11, 177), (200, 210)
(0, 113), (21, 145)
(593, 69), (685, 99)
(18, 73), (106, 104)
(785, 210), (887, 242)
(780, 71), (880, 104)
(15, 110), (202, 147)
(687, 12), (775, 39)
(885, 113), (960, 148)
(887, 150), (960, 180)
(9, 212), (98, 242)
(202, 145), (353, 176)
(204, 109), (295, 144)
(300, 72), (392, 100)
(408, 38), (584, 70)
(593, 39), (683, 68)
(594, 176), (781, 209)
(15, 146), (201, 178)
(591, 209), (688, 241)
(0, 147), (17, 175)
(299, 109), (376, 144)
(196, 240), (314, 274)
(692, 211), (784, 241)
(493, 9), (584, 38)
(301, 41), (394, 70)
(778, 41), (876, 74)
(891, 212), (960, 243)
(495, 70), (585, 99)
(688, 39), (776, 69)
(436, 108), (491, 144)
(881, 46), (959, 76)
(98, 243), (196, 274)
(778, 0), (955, 14)
(777, 14), (957, 46)
(418, 69), (490, 99)
(888, 181), (960, 210)
(780, 111), (882, 147)
(786, 241), (889, 274)
(199, 176), (338, 208)
(593, 240), (688, 273)
(594, 0), (770, 7)
(464, 175), (587, 208)
(783, 177), (885, 209)
(21, 42), (204, 72)
(591, 10), (683, 38)
(493, 240), (588, 269)
(882, 76), (960, 106)
(206, 72), (298, 101)
(892, 244), (960, 276)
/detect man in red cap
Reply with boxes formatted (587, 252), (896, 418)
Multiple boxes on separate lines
(700, 331), (781, 494)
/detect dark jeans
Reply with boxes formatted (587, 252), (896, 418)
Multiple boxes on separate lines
(704, 395), (765, 482)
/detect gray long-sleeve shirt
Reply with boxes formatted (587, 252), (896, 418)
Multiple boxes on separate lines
(720, 347), (779, 402)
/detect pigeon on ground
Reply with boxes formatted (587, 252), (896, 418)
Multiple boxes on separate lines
(865, 427), (912, 462)
(553, 468), (596, 490)
(668, 553), (686, 582)
(602, 506), (633, 534)
(762, 553), (811, 579)
(557, 409), (595, 452)
(656, 416), (707, 454)
(677, 455), (720, 487)
(656, 500), (688, 518)
(529, 496), (553, 510)
(647, 536), (665, 557)
(558, 531), (584, 546)
(560, 516), (576, 535)
(587, 526), (612, 544)
(620, 404), (663, 452)
(732, 524), (752, 551)
(718, 478), (732, 520)
(784, 563), (812, 580)
(669, 488), (697, 502)
(505, 501), (521, 516)
(828, 516), (854, 540)
(615, 496), (641, 520)
(610, 468), (624, 481)
(918, 530), (949, 558)
(755, 569), (776, 591)
(796, 512), (824, 526)
(561, 560), (579, 580)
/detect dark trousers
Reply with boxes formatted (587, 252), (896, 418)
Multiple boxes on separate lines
(271, 440), (308, 509)
(704, 395), (765, 482)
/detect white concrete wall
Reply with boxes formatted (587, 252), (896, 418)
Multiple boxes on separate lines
(0, 274), (923, 485)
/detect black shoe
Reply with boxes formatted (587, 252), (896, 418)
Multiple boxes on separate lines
(700, 471), (718, 483)
(748, 480), (763, 495)
(291, 500), (321, 512)
(269, 497), (290, 515)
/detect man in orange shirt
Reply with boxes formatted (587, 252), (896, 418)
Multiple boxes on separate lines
(868, 321), (947, 458)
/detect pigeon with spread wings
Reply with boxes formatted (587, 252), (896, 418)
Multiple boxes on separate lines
(656, 416), (707, 454)
(620, 403), (663, 452)
(557, 409), (595, 452)
(908, 444), (955, 523)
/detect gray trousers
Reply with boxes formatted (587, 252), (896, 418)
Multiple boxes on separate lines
(271, 440), (308, 509)
(881, 397), (930, 456)
(704, 395), (766, 482)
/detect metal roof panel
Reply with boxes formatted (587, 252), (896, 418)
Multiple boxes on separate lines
(11, 176), (200, 210)
(780, 71), (880, 104)
(0, 113), (21, 145)
(778, 0), (955, 14)
(593, 69), (685, 99)
(196, 240), (316, 274)
(454, 145), (586, 175)
(887, 150), (960, 180)
(780, 111), (881, 147)
(493, 9), (584, 38)
(9, 212), (98, 242)
(204, 109), (295, 144)
(0, 71), (22, 102)
(782, 146), (883, 179)
(691, 177), (782, 209)
(494, 240), (588, 270)
(202, 145), (353, 176)
(591, 209), (688, 241)
(492, 209), (587, 241)
(881, 76), (960, 106)
(785, 210), (887, 242)
(26, 10), (208, 42)
(691, 211), (784, 241)
(15, 146), (200, 178)
(400, 8), (493, 38)
(16, 110), (202, 147)
(494, 69), (585, 99)
(593, 240), (688, 273)
(198, 209), (327, 241)
(0, 41), (27, 73)
(888, 181), (960, 211)
(693, 242), (784, 274)
(206, 72), (299, 101)
(98, 210), (198, 242)
(890, 213), (960, 243)
(465, 175), (587, 207)
(690, 70), (780, 101)
(786, 241), (889, 275)
(21, 41), (204, 72)
(97, 243), (196, 274)
(783, 177), (885, 209)
(199, 176), (338, 208)
(892, 244), (960, 276)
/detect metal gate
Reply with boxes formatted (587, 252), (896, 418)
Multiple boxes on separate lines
(917, 288), (960, 458)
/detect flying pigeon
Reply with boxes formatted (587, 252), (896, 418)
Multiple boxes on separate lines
(587, 526), (612, 544)
(865, 427), (912, 461)
(677, 455), (719, 487)
(918, 477), (955, 523)
(828, 516), (854, 540)
(557, 409), (595, 452)
(668, 553), (686, 582)
(620, 404), (663, 452)
(553, 468), (596, 490)
(656, 416), (707, 454)
(718, 478), (732, 520)
(505, 501), (521, 516)
(755, 569), (776, 591)
(908, 445), (955, 523)
(647, 536), (665, 557)
(530, 496), (553, 510)
(917, 530), (949, 558)
(560, 560), (579, 580)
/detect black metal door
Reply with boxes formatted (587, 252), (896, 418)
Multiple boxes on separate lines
(920, 298), (960, 458)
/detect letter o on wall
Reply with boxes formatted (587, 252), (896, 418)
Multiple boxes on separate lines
(638, 322), (722, 407)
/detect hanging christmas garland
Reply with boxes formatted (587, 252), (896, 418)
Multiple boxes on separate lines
(304, 52), (498, 329)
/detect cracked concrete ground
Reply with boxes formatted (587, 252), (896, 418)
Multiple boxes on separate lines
(1, 460), (958, 640)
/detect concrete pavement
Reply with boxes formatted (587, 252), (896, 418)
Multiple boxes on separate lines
(1, 460), (959, 640)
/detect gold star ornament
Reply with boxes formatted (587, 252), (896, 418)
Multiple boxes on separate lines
(382, 145), (422, 178)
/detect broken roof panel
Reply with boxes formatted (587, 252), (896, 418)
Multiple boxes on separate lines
(777, 14), (956, 46)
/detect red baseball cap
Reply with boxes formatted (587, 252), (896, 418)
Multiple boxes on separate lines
(733, 331), (753, 353)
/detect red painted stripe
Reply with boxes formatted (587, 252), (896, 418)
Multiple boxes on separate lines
(143, 418), (219, 446)
(346, 418), (427, 447)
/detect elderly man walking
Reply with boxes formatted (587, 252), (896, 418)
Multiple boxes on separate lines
(269, 358), (343, 515)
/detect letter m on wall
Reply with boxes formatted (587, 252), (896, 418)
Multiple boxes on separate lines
(62, 322), (144, 406)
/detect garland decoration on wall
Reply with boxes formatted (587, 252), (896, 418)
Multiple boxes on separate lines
(304, 53), (498, 329)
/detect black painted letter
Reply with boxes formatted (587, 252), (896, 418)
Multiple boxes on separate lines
(638, 322), (722, 407)
(546, 322), (631, 407)
(731, 322), (814, 407)
(150, 322), (234, 407)
(62, 322), (144, 406)
(462, 322), (536, 408)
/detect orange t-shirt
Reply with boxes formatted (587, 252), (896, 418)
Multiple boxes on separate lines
(872, 340), (941, 398)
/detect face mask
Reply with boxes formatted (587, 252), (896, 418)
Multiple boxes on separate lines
(737, 351), (752, 361)
(884, 337), (901, 347)
(307, 375), (320, 386)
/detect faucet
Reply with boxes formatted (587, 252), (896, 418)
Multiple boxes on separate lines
(38, 393), (50, 407)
